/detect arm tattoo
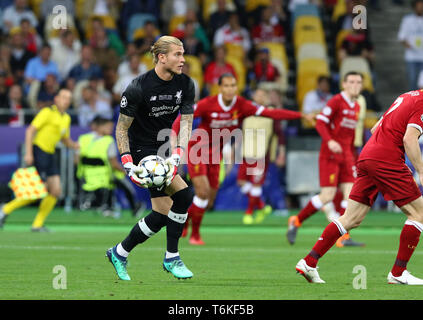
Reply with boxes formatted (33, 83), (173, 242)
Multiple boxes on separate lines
(178, 114), (193, 150)
(115, 113), (134, 155)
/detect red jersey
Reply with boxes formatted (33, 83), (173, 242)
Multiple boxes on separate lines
(360, 90), (423, 164)
(315, 92), (360, 161)
(173, 93), (302, 160)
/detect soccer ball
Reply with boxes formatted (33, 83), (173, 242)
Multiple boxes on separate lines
(137, 155), (169, 188)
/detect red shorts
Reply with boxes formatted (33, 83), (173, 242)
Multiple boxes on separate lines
(237, 158), (268, 185)
(319, 156), (356, 187)
(187, 160), (221, 190)
(349, 159), (421, 208)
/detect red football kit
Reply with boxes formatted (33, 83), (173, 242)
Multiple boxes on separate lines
(349, 90), (423, 207)
(315, 92), (360, 187)
(173, 93), (302, 189)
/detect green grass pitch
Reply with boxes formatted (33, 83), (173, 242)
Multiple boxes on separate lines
(0, 206), (423, 300)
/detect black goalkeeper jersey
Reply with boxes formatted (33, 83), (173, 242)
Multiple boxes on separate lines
(119, 69), (195, 151)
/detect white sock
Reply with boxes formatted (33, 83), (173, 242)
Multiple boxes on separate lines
(165, 251), (180, 259)
(116, 243), (129, 258)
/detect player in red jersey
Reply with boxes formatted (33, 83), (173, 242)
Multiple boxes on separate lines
(286, 72), (365, 247)
(173, 73), (312, 245)
(295, 89), (423, 284)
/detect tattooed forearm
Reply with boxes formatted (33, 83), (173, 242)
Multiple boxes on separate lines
(115, 113), (134, 154)
(178, 114), (193, 150)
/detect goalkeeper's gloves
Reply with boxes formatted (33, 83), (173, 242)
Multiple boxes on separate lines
(121, 153), (147, 188)
(164, 147), (184, 185)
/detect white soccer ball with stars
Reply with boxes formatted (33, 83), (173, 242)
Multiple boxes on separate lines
(137, 155), (170, 188)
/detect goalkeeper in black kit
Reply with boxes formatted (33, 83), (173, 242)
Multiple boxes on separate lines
(106, 36), (195, 280)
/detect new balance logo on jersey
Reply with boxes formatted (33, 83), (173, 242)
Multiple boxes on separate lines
(150, 96), (157, 101)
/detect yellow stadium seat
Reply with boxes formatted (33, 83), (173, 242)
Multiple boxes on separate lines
(76, 0), (85, 20)
(169, 15), (186, 34)
(29, 0), (43, 18)
(210, 83), (220, 96)
(332, 0), (347, 22)
(296, 58), (330, 107)
(257, 42), (289, 71)
(339, 57), (374, 92)
(225, 55), (246, 93)
(184, 55), (204, 90)
(132, 27), (160, 41)
(245, 0), (272, 12)
(202, 0), (236, 22)
(141, 53), (155, 70)
(224, 42), (246, 60)
(294, 16), (326, 53)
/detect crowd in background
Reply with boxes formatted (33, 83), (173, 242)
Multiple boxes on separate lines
(0, 0), (421, 131)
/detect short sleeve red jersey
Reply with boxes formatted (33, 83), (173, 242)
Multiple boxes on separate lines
(315, 92), (360, 160)
(185, 94), (301, 158)
(360, 90), (423, 164)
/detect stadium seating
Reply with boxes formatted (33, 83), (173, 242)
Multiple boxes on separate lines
(184, 55), (204, 91)
(296, 58), (330, 108)
(224, 42), (245, 60)
(127, 13), (158, 42)
(293, 16), (326, 54)
(168, 15), (186, 34)
(339, 57), (374, 92)
(202, 0), (236, 22)
(335, 29), (352, 63)
(140, 53), (155, 70)
(296, 43), (328, 64)
(225, 55), (246, 93)
(332, 0), (347, 22)
(292, 3), (321, 29)
(29, 0), (43, 18)
(245, 0), (272, 12)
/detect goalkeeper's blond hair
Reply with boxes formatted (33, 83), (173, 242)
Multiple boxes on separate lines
(150, 36), (183, 65)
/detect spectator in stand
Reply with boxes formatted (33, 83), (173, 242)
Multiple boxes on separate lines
(2, 0), (38, 33)
(213, 12), (252, 53)
(37, 73), (59, 110)
(134, 20), (159, 55)
(1, 83), (30, 126)
(204, 45), (237, 94)
(24, 43), (59, 87)
(89, 17), (123, 70)
(251, 5), (286, 46)
(338, 29), (375, 67)
(78, 86), (112, 128)
(302, 75), (333, 119)
(8, 27), (34, 84)
(112, 53), (146, 101)
(182, 61), (200, 101)
(120, 0), (161, 35)
(117, 43), (147, 77)
(67, 45), (102, 86)
(419, 70), (423, 89)
(253, 47), (280, 83)
(20, 18), (41, 55)
(0, 44), (14, 86)
(181, 21), (208, 66)
(208, 0), (233, 39)
(398, 0), (423, 91)
(0, 71), (10, 110)
(50, 29), (81, 82)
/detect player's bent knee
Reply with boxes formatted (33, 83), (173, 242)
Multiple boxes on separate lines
(195, 187), (210, 200)
(170, 187), (194, 213)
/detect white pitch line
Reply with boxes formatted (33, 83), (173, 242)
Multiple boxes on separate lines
(0, 244), (421, 256)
